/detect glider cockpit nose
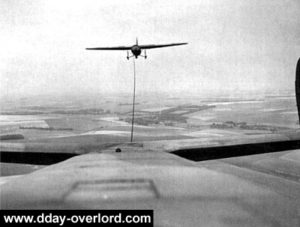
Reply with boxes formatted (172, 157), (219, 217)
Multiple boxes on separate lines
(131, 45), (140, 51)
(131, 45), (141, 56)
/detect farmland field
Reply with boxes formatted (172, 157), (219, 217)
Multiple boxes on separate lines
(0, 92), (297, 144)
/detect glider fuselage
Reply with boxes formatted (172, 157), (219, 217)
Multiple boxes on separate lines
(131, 45), (142, 58)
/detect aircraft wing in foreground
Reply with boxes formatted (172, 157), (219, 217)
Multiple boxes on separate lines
(1, 137), (300, 226)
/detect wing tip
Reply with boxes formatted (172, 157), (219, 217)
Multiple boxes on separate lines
(170, 42), (188, 46)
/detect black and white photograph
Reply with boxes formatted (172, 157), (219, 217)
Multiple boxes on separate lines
(0, 0), (300, 226)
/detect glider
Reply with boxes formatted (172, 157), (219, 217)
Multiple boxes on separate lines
(86, 38), (188, 59)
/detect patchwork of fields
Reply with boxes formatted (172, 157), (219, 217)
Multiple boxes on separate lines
(0, 94), (298, 143)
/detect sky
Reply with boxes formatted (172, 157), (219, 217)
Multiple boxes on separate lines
(0, 0), (299, 98)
